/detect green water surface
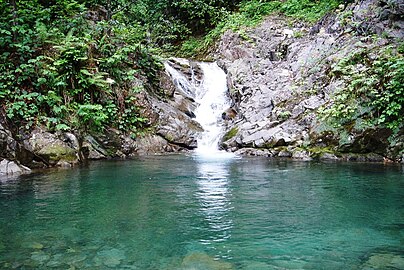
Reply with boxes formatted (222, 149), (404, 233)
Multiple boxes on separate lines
(0, 155), (403, 269)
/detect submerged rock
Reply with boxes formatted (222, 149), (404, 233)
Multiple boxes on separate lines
(30, 251), (50, 264)
(361, 253), (404, 269)
(96, 248), (126, 268)
(46, 254), (64, 268)
(180, 252), (233, 270)
(23, 242), (44, 250)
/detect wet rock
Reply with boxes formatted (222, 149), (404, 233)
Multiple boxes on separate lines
(38, 145), (77, 165)
(292, 150), (313, 161)
(278, 150), (292, 157)
(343, 153), (385, 162)
(83, 135), (107, 160)
(159, 70), (177, 97)
(30, 251), (50, 264)
(133, 134), (184, 154)
(134, 90), (159, 126)
(164, 58), (202, 99)
(234, 148), (273, 157)
(319, 152), (340, 161)
(0, 159), (31, 175)
(63, 133), (80, 151)
(156, 100), (203, 149)
(96, 248), (126, 268)
(338, 128), (392, 154)
(56, 160), (72, 168)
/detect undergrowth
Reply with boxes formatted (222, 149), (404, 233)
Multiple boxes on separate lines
(319, 44), (404, 132)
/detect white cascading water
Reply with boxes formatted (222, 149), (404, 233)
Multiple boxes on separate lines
(194, 62), (232, 156)
(165, 60), (234, 158)
(164, 59), (196, 98)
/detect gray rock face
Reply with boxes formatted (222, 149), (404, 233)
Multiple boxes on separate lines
(156, 58), (207, 149)
(0, 159), (31, 176)
(82, 135), (108, 160)
(0, 123), (17, 160)
(215, 0), (403, 161)
(234, 148), (273, 157)
(154, 98), (202, 149)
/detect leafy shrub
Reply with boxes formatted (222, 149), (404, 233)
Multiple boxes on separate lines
(320, 45), (404, 130)
(0, 0), (156, 135)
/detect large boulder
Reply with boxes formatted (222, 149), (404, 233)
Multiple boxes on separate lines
(23, 128), (78, 166)
(155, 100), (203, 149)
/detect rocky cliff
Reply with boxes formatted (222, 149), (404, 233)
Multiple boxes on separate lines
(215, 0), (403, 162)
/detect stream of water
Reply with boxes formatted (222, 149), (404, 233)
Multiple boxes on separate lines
(193, 62), (231, 156)
(0, 157), (403, 269)
(164, 59), (233, 157)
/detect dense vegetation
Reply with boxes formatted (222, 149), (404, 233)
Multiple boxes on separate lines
(0, 0), (163, 135)
(321, 44), (404, 131)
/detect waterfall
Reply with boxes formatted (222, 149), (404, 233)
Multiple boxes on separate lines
(194, 63), (231, 155)
(165, 59), (234, 157)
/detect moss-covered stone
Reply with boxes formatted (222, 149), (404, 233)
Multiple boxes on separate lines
(37, 144), (77, 164)
(306, 146), (337, 159)
(222, 127), (238, 142)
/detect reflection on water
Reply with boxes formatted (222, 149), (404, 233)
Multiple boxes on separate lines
(0, 157), (403, 269)
(195, 158), (233, 244)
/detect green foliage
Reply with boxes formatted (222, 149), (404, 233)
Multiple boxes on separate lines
(178, 0), (345, 57)
(280, 0), (342, 22)
(278, 111), (292, 121)
(76, 104), (108, 131)
(239, 0), (282, 23)
(320, 45), (404, 130)
(0, 0), (157, 135)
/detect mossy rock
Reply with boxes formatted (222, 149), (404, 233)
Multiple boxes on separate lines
(37, 144), (77, 165)
(306, 146), (336, 157)
(222, 127), (238, 142)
